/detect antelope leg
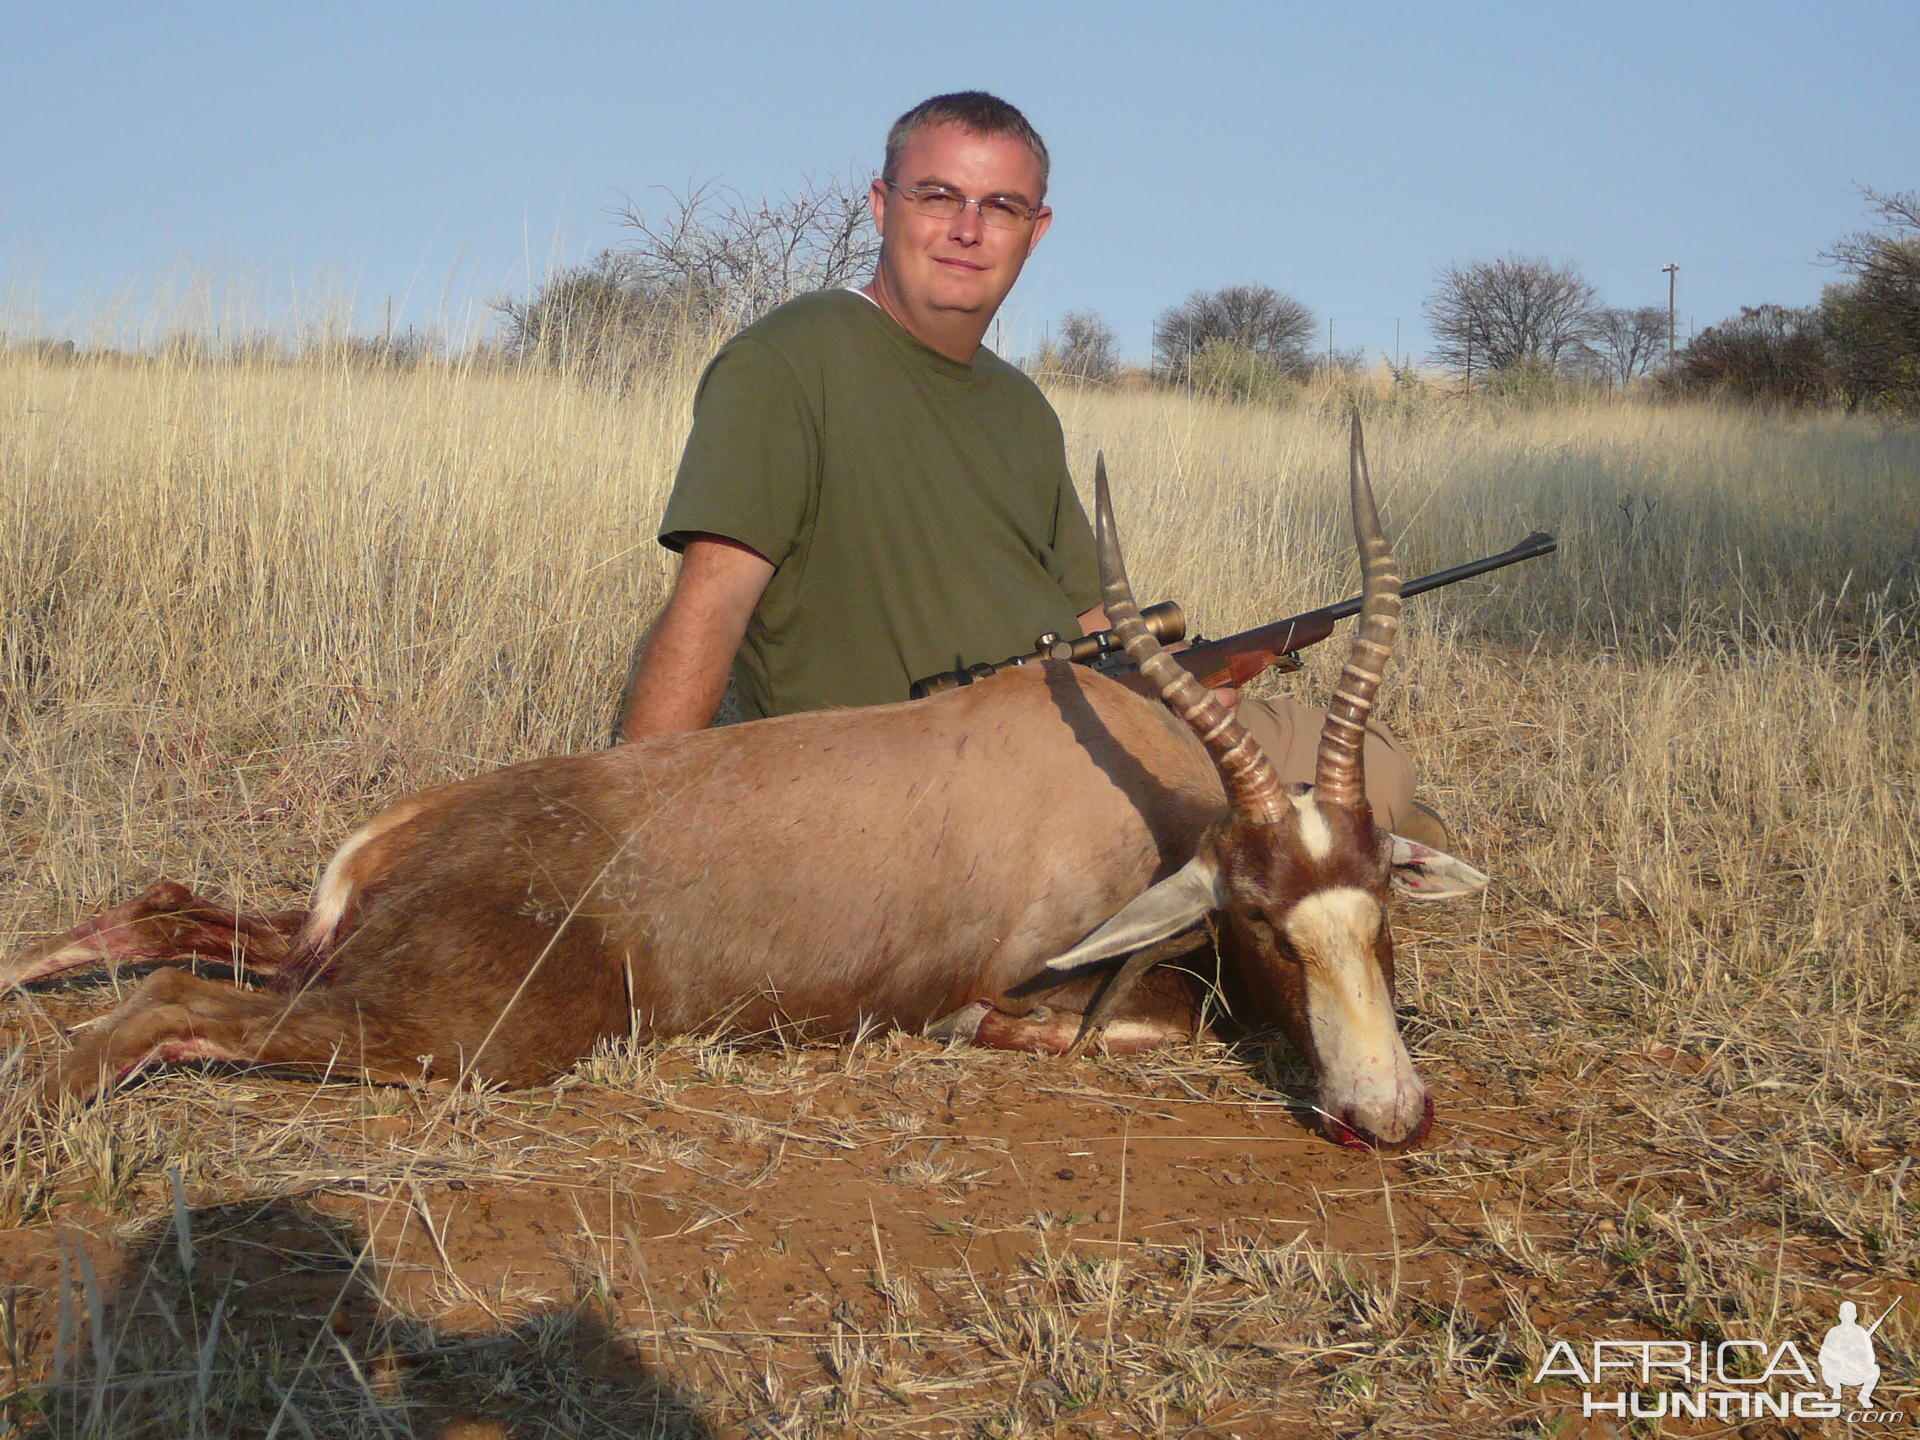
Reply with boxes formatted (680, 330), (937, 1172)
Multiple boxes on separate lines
(965, 962), (1204, 1057)
(1061, 931), (1211, 1058)
(2, 881), (305, 989)
(40, 966), (418, 1109)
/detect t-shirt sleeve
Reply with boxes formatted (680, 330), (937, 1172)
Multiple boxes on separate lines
(658, 337), (817, 564)
(1047, 460), (1102, 617)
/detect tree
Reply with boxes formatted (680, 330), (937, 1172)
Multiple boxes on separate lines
(1424, 255), (1599, 378)
(606, 175), (879, 328)
(497, 175), (879, 377)
(1154, 284), (1314, 380)
(1820, 187), (1920, 413)
(1668, 304), (1834, 407)
(1580, 306), (1669, 387)
(494, 251), (685, 377)
(1032, 308), (1119, 382)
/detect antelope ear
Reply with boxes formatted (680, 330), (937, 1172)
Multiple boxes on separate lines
(1039, 852), (1224, 973)
(1388, 835), (1489, 901)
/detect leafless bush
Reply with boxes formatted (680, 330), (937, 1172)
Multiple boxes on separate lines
(607, 174), (879, 329)
(494, 252), (689, 380)
(1030, 308), (1119, 382)
(1821, 186), (1920, 414)
(1154, 284), (1314, 382)
(497, 174), (880, 381)
(1580, 306), (1669, 388)
(1425, 255), (1598, 379)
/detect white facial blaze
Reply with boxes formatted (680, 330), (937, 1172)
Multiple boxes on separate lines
(1289, 791), (1334, 861)
(1283, 887), (1425, 1137)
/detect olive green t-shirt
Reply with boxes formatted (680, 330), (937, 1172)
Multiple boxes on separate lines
(659, 289), (1100, 718)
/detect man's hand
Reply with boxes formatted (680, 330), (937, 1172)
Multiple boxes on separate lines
(616, 535), (774, 742)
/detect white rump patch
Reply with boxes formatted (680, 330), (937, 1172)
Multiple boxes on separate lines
(307, 825), (379, 944)
(305, 795), (440, 946)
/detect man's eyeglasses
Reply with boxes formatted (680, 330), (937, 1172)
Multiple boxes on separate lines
(884, 181), (1041, 231)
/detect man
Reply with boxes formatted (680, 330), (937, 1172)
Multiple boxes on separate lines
(617, 91), (1089, 734)
(617, 91), (1442, 845)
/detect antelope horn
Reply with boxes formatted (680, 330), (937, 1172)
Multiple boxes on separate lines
(1093, 454), (1288, 825)
(1313, 415), (1403, 810)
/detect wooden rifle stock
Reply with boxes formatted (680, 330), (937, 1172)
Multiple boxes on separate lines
(1111, 530), (1558, 697)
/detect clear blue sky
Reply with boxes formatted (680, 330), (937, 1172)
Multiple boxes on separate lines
(5, 0), (1913, 365)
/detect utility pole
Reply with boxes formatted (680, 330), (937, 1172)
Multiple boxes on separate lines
(1326, 317), (1333, 370)
(1662, 263), (1679, 368)
(1394, 319), (1401, 371)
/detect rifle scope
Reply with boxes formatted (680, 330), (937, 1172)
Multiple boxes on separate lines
(910, 601), (1186, 699)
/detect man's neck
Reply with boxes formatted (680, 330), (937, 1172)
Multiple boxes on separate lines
(860, 278), (990, 364)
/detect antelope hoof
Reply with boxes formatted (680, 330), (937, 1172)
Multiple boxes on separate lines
(923, 1001), (990, 1045)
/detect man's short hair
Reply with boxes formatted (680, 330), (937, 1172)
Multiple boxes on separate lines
(883, 91), (1051, 200)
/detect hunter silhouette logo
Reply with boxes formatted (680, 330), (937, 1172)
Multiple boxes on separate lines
(1534, 1297), (1907, 1424)
(1819, 1300), (1893, 1409)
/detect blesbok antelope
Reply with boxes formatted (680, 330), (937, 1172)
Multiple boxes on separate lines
(9, 418), (1484, 1148)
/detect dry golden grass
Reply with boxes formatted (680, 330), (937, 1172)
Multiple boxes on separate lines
(0, 343), (1916, 1437)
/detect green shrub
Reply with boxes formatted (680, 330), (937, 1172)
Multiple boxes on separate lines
(1186, 338), (1298, 406)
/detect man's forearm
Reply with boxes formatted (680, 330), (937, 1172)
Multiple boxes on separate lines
(616, 611), (734, 741)
(616, 536), (773, 743)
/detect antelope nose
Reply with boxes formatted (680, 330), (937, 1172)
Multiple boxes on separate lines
(1326, 1092), (1435, 1151)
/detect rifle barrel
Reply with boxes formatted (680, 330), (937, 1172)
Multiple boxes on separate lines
(1160, 530), (1558, 690)
(1304, 530), (1558, 624)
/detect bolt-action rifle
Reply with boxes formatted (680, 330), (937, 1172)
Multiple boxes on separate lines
(910, 531), (1558, 700)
